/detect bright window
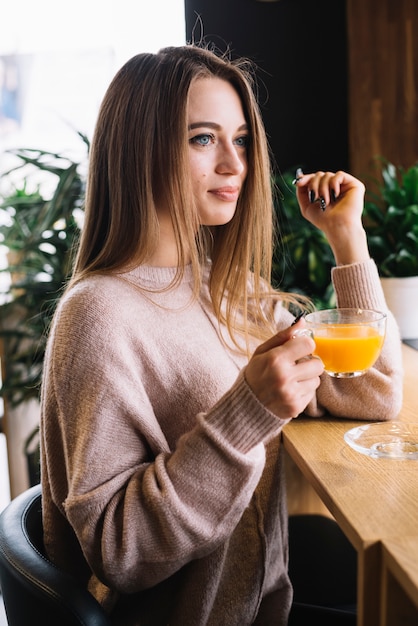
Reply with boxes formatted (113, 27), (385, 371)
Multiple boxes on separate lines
(0, 0), (186, 154)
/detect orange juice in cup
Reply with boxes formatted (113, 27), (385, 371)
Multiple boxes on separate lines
(305, 308), (387, 377)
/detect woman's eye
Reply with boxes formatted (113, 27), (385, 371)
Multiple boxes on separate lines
(190, 133), (214, 146)
(234, 135), (249, 148)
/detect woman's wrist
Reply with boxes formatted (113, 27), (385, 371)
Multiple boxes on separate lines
(329, 226), (370, 266)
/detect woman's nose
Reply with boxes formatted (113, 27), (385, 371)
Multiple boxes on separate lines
(216, 144), (246, 175)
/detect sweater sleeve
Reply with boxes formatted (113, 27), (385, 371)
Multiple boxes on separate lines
(42, 285), (286, 594)
(304, 259), (404, 421)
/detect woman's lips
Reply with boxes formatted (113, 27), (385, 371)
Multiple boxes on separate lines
(209, 186), (240, 202)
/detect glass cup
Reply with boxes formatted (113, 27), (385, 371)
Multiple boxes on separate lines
(304, 308), (387, 378)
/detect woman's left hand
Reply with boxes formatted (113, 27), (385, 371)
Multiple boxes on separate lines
(294, 170), (370, 266)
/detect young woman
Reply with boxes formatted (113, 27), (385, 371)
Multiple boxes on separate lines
(40, 45), (403, 625)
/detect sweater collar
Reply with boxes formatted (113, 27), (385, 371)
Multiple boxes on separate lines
(117, 264), (196, 288)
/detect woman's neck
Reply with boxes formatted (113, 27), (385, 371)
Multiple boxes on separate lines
(148, 210), (191, 267)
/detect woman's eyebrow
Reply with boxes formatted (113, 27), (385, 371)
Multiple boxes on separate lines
(188, 122), (249, 131)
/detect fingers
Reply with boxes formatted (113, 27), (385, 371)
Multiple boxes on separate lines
(294, 169), (365, 211)
(245, 325), (324, 419)
(253, 321), (308, 356)
(254, 320), (316, 363)
(293, 168), (370, 265)
(245, 350), (323, 419)
(307, 171), (338, 210)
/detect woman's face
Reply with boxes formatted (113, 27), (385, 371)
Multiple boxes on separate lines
(187, 77), (249, 226)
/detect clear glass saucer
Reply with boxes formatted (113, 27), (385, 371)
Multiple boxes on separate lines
(344, 422), (418, 460)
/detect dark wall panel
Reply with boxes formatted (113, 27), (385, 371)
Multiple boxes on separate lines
(185, 0), (348, 176)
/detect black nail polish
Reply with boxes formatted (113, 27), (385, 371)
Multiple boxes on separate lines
(291, 311), (307, 326)
(331, 189), (337, 202)
(319, 197), (326, 211)
(292, 167), (304, 185)
(309, 190), (316, 203)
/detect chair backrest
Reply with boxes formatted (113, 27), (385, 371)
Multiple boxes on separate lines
(0, 484), (111, 626)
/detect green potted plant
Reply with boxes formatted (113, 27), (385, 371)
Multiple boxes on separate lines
(362, 160), (418, 339)
(0, 135), (88, 485)
(272, 169), (336, 310)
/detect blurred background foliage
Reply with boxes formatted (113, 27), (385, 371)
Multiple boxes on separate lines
(0, 135), (88, 408)
(362, 160), (418, 278)
(272, 169), (336, 310)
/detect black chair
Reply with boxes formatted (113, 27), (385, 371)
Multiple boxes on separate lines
(0, 484), (111, 626)
(288, 514), (357, 626)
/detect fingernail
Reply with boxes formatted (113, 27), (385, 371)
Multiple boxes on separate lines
(292, 328), (314, 340)
(291, 311), (307, 326)
(309, 190), (316, 203)
(331, 189), (337, 202)
(319, 197), (326, 211)
(292, 167), (304, 185)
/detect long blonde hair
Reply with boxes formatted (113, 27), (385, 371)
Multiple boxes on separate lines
(70, 45), (301, 353)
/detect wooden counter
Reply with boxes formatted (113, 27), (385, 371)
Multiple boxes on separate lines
(283, 343), (418, 626)
(381, 536), (418, 626)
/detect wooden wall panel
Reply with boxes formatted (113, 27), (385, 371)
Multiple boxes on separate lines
(347, 0), (418, 182)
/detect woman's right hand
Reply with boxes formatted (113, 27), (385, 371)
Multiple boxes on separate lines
(244, 319), (324, 419)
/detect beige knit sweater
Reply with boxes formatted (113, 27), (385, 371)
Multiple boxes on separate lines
(40, 259), (403, 625)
